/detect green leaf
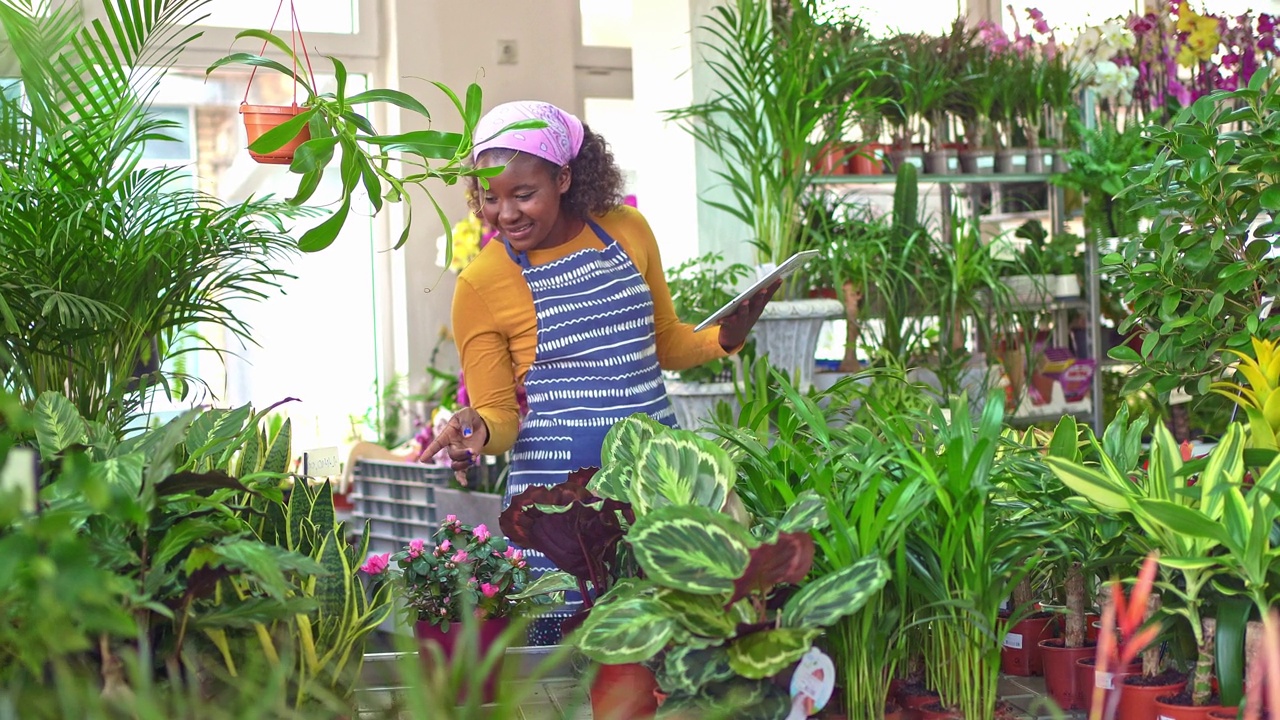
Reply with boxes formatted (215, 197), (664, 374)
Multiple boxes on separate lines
(780, 554), (887, 628)
(574, 596), (676, 664)
(1216, 596), (1251, 707)
(631, 431), (734, 515)
(657, 643), (734, 695)
(509, 570), (578, 600)
(247, 108), (315, 154)
(155, 517), (228, 568)
(206, 52), (313, 96)
(289, 135), (339, 174)
(88, 453), (145, 497)
(590, 414), (663, 501)
(726, 627), (821, 679)
(776, 490), (828, 532)
(360, 130), (466, 159)
(1260, 184), (1280, 212)
(656, 589), (737, 637)
(1136, 499), (1233, 548)
(346, 88), (431, 119)
(297, 194), (350, 252)
(33, 391), (86, 457)
(1045, 457), (1133, 513)
(628, 504), (753, 595)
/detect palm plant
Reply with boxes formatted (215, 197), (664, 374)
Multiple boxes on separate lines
(668, 0), (873, 291)
(0, 0), (304, 437)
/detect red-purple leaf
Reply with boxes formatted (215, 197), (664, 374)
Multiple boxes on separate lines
(728, 532), (815, 607)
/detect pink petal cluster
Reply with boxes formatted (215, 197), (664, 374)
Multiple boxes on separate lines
(480, 583), (500, 598)
(360, 552), (390, 575)
(473, 524), (491, 542)
(407, 538), (425, 559)
(450, 550), (469, 564)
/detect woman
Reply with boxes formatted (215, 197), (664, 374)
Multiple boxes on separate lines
(420, 100), (775, 644)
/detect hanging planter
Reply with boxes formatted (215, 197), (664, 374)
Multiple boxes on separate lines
(207, 0), (541, 254)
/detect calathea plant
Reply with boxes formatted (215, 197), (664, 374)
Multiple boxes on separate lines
(573, 503), (888, 720)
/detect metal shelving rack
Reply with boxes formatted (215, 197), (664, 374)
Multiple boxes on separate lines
(811, 171), (1105, 436)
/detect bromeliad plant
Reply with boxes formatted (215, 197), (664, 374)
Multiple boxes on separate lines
(206, 32), (544, 255)
(1211, 336), (1280, 450)
(573, 503), (888, 720)
(1090, 553), (1164, 720)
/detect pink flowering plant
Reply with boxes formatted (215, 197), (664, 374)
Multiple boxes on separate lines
(361, 515), (543, 630)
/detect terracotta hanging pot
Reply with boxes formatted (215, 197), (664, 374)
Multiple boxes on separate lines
(1117, 670), (1187, 720)
(589, 663), (658, 720)
(241, 104), (311, 165)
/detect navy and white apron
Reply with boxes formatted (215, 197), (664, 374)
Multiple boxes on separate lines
(503, 219), (677, 645)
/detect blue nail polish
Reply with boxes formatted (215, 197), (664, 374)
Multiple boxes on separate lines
(462, 426), (473, 438)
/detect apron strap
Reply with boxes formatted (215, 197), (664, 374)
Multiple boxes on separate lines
(503, 218), (616, 270)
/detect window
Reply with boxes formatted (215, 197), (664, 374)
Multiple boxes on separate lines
(818, 0), (965, 35)
(197, 0), (359, 35)
(143, 69), (380, 452)
(579, 0), (632, 48)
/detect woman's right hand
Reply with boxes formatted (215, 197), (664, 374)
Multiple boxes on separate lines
(418, 407), (489, 485)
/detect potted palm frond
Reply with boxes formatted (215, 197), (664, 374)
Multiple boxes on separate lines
(668, 0), (870, 390)
(208, 31), (543, 255)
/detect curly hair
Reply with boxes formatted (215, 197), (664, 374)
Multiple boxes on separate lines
(465, 124), (626, 219)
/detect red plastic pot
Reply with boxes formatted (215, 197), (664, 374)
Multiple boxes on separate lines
(240, 104), (310, 165)
(1077, 656), (1141, 715)
(589, 663), (658, 720)
(1152, 696), (1235, 720)
(919, 702), (961, 719)
(1001, 613), (1055, 676)
(414, 617), (508, 705)
(897, 685), (941, 720)
(814, 143), (850, 176)
(1117, 672), (1188, 720)
(1039, 639), (1095, 711)
(848, 142), (884, 175)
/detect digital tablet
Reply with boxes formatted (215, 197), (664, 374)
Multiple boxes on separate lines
(693, 250), (821, 332)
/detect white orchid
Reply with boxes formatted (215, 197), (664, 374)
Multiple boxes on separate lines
(1090, 60), (1139, 106)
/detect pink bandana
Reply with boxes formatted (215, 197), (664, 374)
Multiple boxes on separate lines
(472, 101), (584, 167)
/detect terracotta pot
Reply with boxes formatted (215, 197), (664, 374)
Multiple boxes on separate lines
(1001, 613), (1055, 676)
(590, 663), (658, 720)
(1153, 696), (1235, 720)
(814, 143), (850, 175)
(1077, 656), (1141, 715)
(1206, 711), (1239, 719)
(884, 702), (904, 720)
(897, 686), (941, 720)
(848, 142), (884, 175)
(240, 103), (310, 165)
(1118, 672), (1188, 720)
(414, 617), (508, 705)
(919, 701), (961, 719)
(1039, 639), (1095, 711)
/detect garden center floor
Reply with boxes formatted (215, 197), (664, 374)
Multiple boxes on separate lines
(356, 650), (1081, 719)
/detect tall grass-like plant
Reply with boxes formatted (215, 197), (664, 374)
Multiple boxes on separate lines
(668, 0), (873, 291)
(905, 394), (1052, 719)
(0, 0), (303, 436)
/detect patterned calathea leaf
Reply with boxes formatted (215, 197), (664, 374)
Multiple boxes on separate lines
(781, 553), (889, 629)
(658, 679), (789, 720)
(727, 531), (815, 607)
(629, 504), (754, 595)
(630, 430), (733, 515)
(776, 490), (829, 533)
(726, 627), (822, 679)
(657, 588), (738, 637)
(590, 413), (664, 502)
(655, 642), (735, 696)
(573, 594), (676, 664)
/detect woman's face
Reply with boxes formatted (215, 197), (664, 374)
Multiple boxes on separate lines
(477, 152), (572, 253)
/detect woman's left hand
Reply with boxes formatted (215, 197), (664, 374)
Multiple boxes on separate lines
(717, 280), (781, 351)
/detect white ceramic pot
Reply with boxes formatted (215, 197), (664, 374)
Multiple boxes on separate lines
(752, 298), (844, 392)
(665, 379), (739, 434)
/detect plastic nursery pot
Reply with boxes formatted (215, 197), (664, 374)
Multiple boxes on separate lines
(1077, 656), (1141, 716)
(1038, 638), (1095, 711)
(897, 684), (941, 720)
(1000, 612), (1056, 676)
(1153, 691), (1234, 720)
(240, 104), (311, 165)
(848, 142), (884, 175)
(813, 143), (850, 176)
(918, 701), (962, 720)
(414, 617), (508, 705)
(1206, 711), (1241, 719)
(1117, 670), (1188, 720)
(589, 663), (658, 720)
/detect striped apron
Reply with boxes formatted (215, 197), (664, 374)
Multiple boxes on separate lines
(503, 219), (677, 645)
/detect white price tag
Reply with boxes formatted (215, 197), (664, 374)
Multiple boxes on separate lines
(786, 647), (835, 719)
(1003, 632), (1024, 649)
(1095, 671), (1114, 690)
(302, 446), (341, 478)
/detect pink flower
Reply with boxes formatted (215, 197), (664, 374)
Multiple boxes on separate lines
(408, 538), (425, 559)
(360, 553), (390, 575)
(445, 514), (457, 524)
(473, 524), (491, 542)
(503, 546), (524, 562)
(469, 576), (478, 585)
(439, 539), (452, 553)
(480, 583), (500, 598)
(451, 550), (469, 564)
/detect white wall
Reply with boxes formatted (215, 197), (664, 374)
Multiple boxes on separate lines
(382, 0), (579, 396)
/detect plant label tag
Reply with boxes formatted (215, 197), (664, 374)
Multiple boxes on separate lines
(786, 646), (835, 719)
(1095, 671), (1114, 690)
(302, 446), (341, 478)
(1003, 632), (1023, 649)
(0, 447), (37, 515)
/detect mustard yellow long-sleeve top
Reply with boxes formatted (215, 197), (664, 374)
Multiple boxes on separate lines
(452, 205), (729, 454)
